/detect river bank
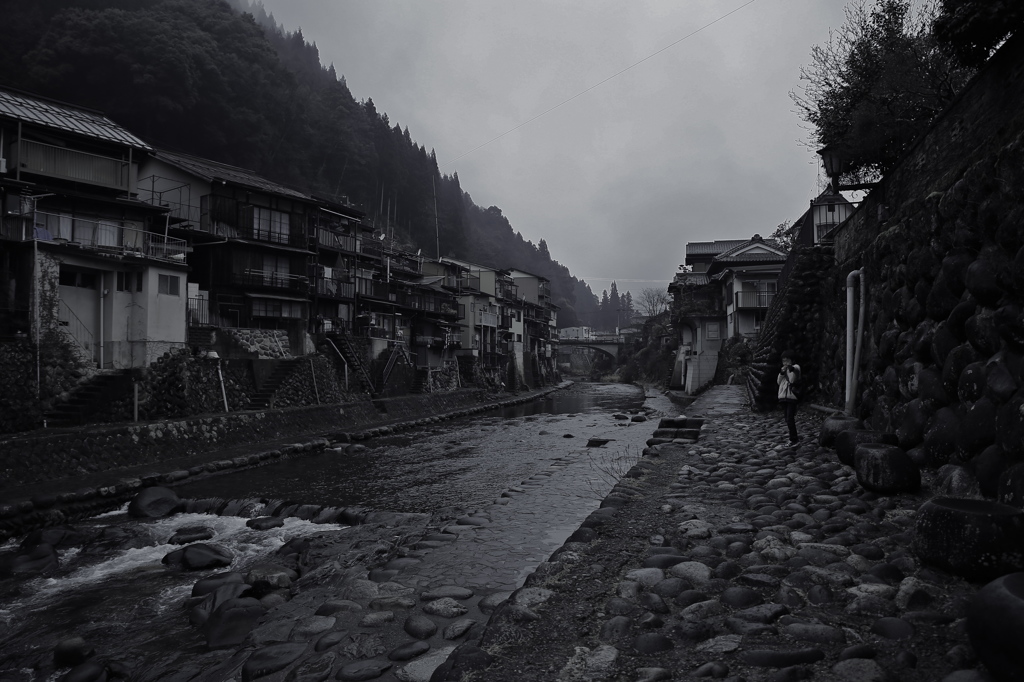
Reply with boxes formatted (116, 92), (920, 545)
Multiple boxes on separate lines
(1, 381), (672, 681)
(460, 386), (989, 682)
(0, 383), (573, 542)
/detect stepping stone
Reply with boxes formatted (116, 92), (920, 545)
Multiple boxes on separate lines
(388, 640), (430, 661)
(337, 660), (392, 681)
(404, 614), (437, 639)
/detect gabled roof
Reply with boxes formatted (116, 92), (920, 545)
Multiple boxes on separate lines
(686, 239), (747, 257)
(0, 87), (151, 150)
(713, 235), (788, 263)
(151, 149), (311, 201)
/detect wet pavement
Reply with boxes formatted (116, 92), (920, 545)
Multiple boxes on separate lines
(474, 386), (987, 682)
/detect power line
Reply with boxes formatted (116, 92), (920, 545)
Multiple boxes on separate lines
(443, 0), (760, 167)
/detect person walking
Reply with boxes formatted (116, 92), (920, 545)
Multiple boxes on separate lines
(778, 350), (801, 444)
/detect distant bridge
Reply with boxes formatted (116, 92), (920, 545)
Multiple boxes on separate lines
(558, 337), (624, 359)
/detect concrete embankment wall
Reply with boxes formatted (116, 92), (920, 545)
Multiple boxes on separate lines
(0, 389), (504, 490)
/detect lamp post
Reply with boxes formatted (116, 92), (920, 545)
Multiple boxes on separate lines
(817, 145), (845, 195)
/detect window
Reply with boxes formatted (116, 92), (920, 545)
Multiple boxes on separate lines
(158, 274), (180, 296)
(58, 268), (97, 289)
(116, 271), (140, 292)
(251, 299), (302, 318)
(254, 207), (290, 244)
(706, 322), (720, 340)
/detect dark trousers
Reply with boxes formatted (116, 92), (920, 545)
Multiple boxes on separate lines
(782, 400), (798, 442)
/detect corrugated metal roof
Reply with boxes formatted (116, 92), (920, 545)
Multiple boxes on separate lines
(686, 239), (747, 256)
(153, 149), (312, 201)
(0, 88), (151, 150)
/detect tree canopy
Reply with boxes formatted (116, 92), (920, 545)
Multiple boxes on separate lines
(791, 0), (974, 183)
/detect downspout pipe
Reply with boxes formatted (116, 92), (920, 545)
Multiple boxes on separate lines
(845, 269), (867, 415)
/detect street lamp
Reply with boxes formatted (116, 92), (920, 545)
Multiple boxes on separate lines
(817, 145), (845, 195)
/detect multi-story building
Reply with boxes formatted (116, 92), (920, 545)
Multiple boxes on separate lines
(138, 149), (319, 357)
(510, 268), (559, 385)
(0, 87), (187, 368)
(668, 234), (787, 392)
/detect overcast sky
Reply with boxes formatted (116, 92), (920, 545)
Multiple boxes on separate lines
(257, 0), (848, 298)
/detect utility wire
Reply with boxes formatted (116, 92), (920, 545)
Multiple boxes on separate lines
(443, 0), (760, 167)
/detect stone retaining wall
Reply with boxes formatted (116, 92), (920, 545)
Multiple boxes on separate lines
(809, 34), (1024, 495)
(0, 387), (528, 491)
(0, 384), (568, 541)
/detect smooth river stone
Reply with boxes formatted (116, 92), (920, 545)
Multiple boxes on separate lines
(404, 614), (438, 639)
(422, 598), (468, 618)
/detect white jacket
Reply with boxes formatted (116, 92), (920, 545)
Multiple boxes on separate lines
(778, 364), (801, 402)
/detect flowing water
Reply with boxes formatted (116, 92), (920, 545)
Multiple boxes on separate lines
(0, 382), (653, 678)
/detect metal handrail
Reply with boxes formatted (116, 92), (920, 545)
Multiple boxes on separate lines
(58, 300), (94, 354)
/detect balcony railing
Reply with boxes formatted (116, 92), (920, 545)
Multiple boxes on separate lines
(187, 297), (211, 326)
(316, 276), (355, 300)
(8, 211), (187, 263)
(478, 311), (498, 327)
(230, 270), (309, 291)
(317, 228), (359, 252)
(58, 300), (95, 356)
(12, 140), (129, 190)
(735, 291), (776, 309)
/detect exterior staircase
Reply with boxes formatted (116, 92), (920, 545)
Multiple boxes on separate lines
(410, 368), (428, 394)
(247, 358), (301, 409)
(44, 370), (131, 428)
(325, 330), (376, 397)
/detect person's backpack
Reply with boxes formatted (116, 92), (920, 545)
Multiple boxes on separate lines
(789, 368), (802, 399)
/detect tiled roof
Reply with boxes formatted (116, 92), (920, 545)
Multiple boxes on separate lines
(716, 251), (788, 263)
(714, 238), (787, 261)
(152, 149), (311, 201)
(670, 272), (710, 287)
(686, 239), (747, 256)
(0, 88), (151, 150)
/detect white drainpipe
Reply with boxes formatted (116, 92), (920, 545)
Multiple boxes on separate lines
(845, 269), (866, 415)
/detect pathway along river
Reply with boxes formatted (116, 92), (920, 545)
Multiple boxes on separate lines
(0, 382), (674, 679)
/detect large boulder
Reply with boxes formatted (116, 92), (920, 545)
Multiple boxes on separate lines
(3, 543), (59, 578)
(967, 572), (1024, 681)
(914, 497), (1024, 581)
(128, 487), (183, 519)
(834, 430), (899, 467)
(854, 444), (921, 494)
(819, 416), (863, 448)
(205, 597), (267, 649)
(163, 543), (233, 571)
(190, 583), (252, 627)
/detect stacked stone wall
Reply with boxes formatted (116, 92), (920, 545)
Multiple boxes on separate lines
(0, 387), (502, 489)
(748, 245), (835, 410)
(223, 328), (291, 358)
(274, 354), (346, 407)
(810, 34), (1024, 497)
(0, 334), (90, 434)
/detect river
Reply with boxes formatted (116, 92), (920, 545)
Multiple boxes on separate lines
(0, 382), (667, 680)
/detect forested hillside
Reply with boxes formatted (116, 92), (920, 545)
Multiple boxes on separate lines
(0, 0), (599, 326)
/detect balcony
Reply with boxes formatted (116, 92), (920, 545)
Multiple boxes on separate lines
(316, 276), (355, 300)
(734, 291), (776, 309)
(11, 140), (130, 190)
(477, 311), (498, 327)
(317, 228), (359, 253)
(4, 211), (187, 263)
(229, 269), (309, 292)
